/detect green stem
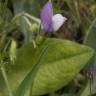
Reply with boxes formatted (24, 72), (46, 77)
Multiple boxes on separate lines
(24, 13), (40, 23)
(29, 85), (33, 96)
(84, 17), (96, 43)
(0, 66), (13, 96)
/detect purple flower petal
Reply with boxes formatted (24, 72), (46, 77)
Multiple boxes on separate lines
(89, 64), (94, 82)
(40, 0), (53, 32)
(89, 64), (94, 92)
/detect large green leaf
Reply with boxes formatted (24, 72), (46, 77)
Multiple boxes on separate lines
(0, 38), (93, 96)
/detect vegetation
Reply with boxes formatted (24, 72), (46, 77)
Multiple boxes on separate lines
(0, 0), (96, 96)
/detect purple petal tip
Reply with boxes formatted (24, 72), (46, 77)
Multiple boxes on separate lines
(40, 0), (53, 32)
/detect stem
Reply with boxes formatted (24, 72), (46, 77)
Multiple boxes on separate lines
(0, 66), (13, 96)
(24, 13), (40, 23)
(84, 17), (96, 43)
(32, 40), (37, 48)
(0, 33), (6, 49)
(29, 85), (33, 96)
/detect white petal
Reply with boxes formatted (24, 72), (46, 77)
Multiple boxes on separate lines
(52, 14), (67, 32)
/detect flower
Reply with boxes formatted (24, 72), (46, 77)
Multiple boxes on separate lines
(88, 64), (94, 93)
(89, 64), (94, 84)
(40, 0), (67, 32)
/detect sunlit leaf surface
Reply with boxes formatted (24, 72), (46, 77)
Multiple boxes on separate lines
(0, 38), (93, 96)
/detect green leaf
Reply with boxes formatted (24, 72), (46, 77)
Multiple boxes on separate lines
(11, 0), (42, 16)
(17, 16), (32, 42)
(15, 44), (49, 96)
(16, 38), (93, 96)
(0, 38), (93, 96)
(83, 18), (96, 96)
(16, 14), (40, 43)
(9, 39), (17, 64)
